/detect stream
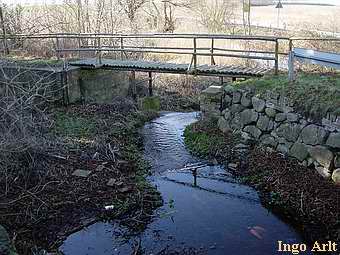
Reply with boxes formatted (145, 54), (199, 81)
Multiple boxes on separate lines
(60, 112), (311, 255)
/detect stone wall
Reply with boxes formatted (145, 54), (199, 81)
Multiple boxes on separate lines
(0, 66), (131, 105)
(78, 69), (130, 104)
(201, 85), (340, 184)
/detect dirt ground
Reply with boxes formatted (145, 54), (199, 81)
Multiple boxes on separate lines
(0, 101), (162, 254)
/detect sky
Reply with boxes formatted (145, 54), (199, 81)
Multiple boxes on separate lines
(1, 0), (339, 6)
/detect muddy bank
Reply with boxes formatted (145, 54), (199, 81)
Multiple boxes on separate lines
(184, 117), (340, 244)
(0, 100), (161, 254)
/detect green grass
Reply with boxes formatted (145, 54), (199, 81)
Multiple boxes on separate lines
(234, 72), (340, 119)
(140, 96), (161, 111)
(52, 112), (97, 138)
(184, 119), (225, 158)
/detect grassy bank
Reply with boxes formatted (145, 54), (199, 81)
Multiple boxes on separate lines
(184, 117), (340, 243)
(0, 100), (162, 254)
(235, 73), (340, 119)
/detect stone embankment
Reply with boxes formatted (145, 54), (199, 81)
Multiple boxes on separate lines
(200, 85), (340, 184)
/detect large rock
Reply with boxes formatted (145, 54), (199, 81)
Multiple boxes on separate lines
(243, 125), (262, 139)
(224, 85), (235, 94)
(202, 85), (222, 97)
(286, 113), (299, 122)
(289, 142), (309, 161)
(239, 131), (252, 143)
(332, 169), (340, 184)
(276, 123), (302, 142)
(256, 115), (270, 131)
(300, 125), (327, 145)
(277, 144), (290, 155)
(334, 154), (340, 168)
(265, 107), (277, 118)
(230, 113), (243, 130)
(230, 104), (245, 114)
(260, 135), (278, 148)
(232, 91), (242, 103)
(326, 132), (340, 149)
(275, 113), (286, 122)
(218, 117), (231, 133)
(308, 146), (334, 169)
(241, 93), (252, 107)
(267, 120), (275, 131)
(315, 166), (331, 179)
(278, 137), (293, 149)
(252, 97), (265, 112)
(0, 225), (16, 255)
(224, 109), (232, 120)
(224, 95), (232, 105)
(240, 109), (258, 125)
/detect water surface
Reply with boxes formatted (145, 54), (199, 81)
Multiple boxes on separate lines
(60, 112), (310, 255)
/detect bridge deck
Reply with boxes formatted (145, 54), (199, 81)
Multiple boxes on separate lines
(69, 58), (270, 77)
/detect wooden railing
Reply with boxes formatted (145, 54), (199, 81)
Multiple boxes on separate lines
(1, 33), (289, 75)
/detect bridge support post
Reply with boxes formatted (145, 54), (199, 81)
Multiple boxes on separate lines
(148, 72), (153, 96)
(129, 71), (137, 100)
(274, 39), (279, 75)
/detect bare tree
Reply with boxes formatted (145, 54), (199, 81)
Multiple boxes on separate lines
(118, 0), (147, 30)
(242, 0), (251, 35)
(162, 0), (191, 33)
(0, 60), (62, 193)
(196, 0), (239, 34)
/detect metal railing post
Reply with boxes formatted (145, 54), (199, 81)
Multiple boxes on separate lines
(193, 37), (197, 71)
(77, 34), (81, 58)
(120, 37), (124, 60)
(289, 39), (293, 52)
(274, 39), (279, 75)
(97, 36), (102, 65)
(210, 38), (215, 65)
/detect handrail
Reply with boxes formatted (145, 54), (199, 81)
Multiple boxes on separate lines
(290, 37), (340, 42)
(0, 32), (288, 41)
(1, 32), (285, 74)
(56, 47), (277, 61)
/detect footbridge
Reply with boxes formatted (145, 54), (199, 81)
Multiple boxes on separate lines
(2, 33), (338, 98)
(1, 33), (287, 78)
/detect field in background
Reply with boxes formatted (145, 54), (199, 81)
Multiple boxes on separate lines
(173, 3), (340, 35)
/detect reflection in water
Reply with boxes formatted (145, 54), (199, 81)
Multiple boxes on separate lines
(60, 112), (312, 255)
